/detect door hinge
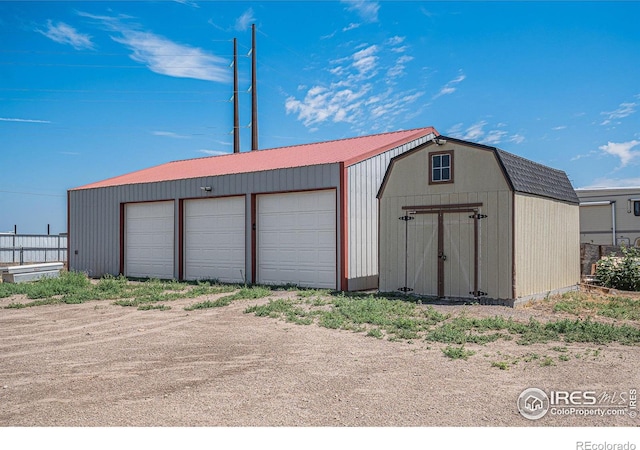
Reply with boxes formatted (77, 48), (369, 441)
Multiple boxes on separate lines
(469, 213), (488, 219)
(470, 290), (487, 297)
(399, 215), (414, 221)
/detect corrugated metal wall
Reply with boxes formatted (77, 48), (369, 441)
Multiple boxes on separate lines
(513, 194), (580, 297)
(346, 133), (435, 291)
(69, 164), (341, 281)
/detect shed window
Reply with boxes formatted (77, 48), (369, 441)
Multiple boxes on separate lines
(429, 151), (453, 184)
(634, 201), (640, 217)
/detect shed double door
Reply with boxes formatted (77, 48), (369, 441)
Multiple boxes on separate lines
(407, 210), (482, 298)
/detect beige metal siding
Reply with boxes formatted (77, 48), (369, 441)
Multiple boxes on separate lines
(513, 194), (580, 297)
(378, 142), (513, 299)
(579, 203), (614, 245)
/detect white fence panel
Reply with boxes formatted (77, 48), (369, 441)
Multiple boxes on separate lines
(0, 234), (68, 264)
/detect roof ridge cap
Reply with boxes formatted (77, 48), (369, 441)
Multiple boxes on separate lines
(158, 126), (437, 165)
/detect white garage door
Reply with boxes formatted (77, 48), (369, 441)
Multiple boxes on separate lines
(125, 201), (174, 279)
(257, 190), (336, 289)
(184, 196), (245, 283)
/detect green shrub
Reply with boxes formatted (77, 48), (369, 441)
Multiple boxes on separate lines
(595, 246), (640, 291)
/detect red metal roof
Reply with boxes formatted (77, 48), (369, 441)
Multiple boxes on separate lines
(72, 126), (437, 190)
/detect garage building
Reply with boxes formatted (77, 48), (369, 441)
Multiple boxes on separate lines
(377, 136), (580, 305)
(68, 127), (437, 290)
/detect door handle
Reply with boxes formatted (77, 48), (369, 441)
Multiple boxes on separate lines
(439, 252), (447, 261)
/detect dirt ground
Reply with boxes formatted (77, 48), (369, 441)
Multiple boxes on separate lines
(0, 289), (638, 427)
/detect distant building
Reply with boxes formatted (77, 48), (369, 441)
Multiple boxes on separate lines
(576, 187), (640, 247)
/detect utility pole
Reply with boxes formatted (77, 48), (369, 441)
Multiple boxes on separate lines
(233, 37), (240, 153)
(251, 24), (258, 151)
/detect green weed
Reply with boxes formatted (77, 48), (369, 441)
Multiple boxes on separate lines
(442, 345), (475, 360)
(540, 356), (556, 367)
(184, 286), (271, 310)
(367, 328), (383, 339)
(491, 361), (510, 370)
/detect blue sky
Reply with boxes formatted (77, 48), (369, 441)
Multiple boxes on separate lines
(1, 0), (639, 233)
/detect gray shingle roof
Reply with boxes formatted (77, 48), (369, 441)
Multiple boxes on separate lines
(495, 149), (579, 204)
(431, 136), (579, 204)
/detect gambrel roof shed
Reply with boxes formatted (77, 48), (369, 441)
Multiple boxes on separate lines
(377, 136), (580, 305)
(69, 127), (438, 291)
(378, 137), (579, 204)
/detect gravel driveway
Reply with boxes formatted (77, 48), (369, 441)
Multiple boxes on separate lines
(0, 291), (638, 427)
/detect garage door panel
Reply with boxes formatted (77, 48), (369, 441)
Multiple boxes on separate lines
(126, 201), (175, 280)
(184, 197), (245, 283)
(257, 190), (336, 289)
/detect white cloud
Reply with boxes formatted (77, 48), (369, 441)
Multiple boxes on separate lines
(0, 117), (51, 123)
(599, 140), (640, 167)
(600, 102), (637, 125)
(285, 84), (371, 126)
(579, 177), (640, 189)
(173, 0), (199, 7)
(386, 36), (404, 46)
(446, 123), (463, 135)
(78, 11), (229, 82)
(446, 121), (524, 146)
(552, 125), (567, 131)
(112, 29), (230, 82)
(342, 0), (380, 23)
(482, 130), (508, 145)
(462, 121), (486, 141)
(570, 150), (597, 161)
(433, 72), (466, 99)
(285, 36), (424, 131)
(386, 55), (413, 79)
(402, 91), (424, 103)
(420, 7), (435, 18)
(153, 131), (190, 139)
(199, 149), (230, 156)
(391, 45), (408, 54)
(352, 45), (379, 78)
(342, 23), (360, 32)
(235, 8), (255, 31)
(37, 20), (94, 50)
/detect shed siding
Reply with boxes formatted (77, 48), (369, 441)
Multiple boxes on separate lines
(69, 164), (341, 282)
(378, 142), (513, 299)
(513, 194), (580, 297)
(346, 133), (435, 291)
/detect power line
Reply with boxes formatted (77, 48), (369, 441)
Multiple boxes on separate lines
(0, 190), (65, 198)
(0, 88), (223, 94)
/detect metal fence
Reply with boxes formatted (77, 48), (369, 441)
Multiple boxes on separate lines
(0, 234), (68, 265)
